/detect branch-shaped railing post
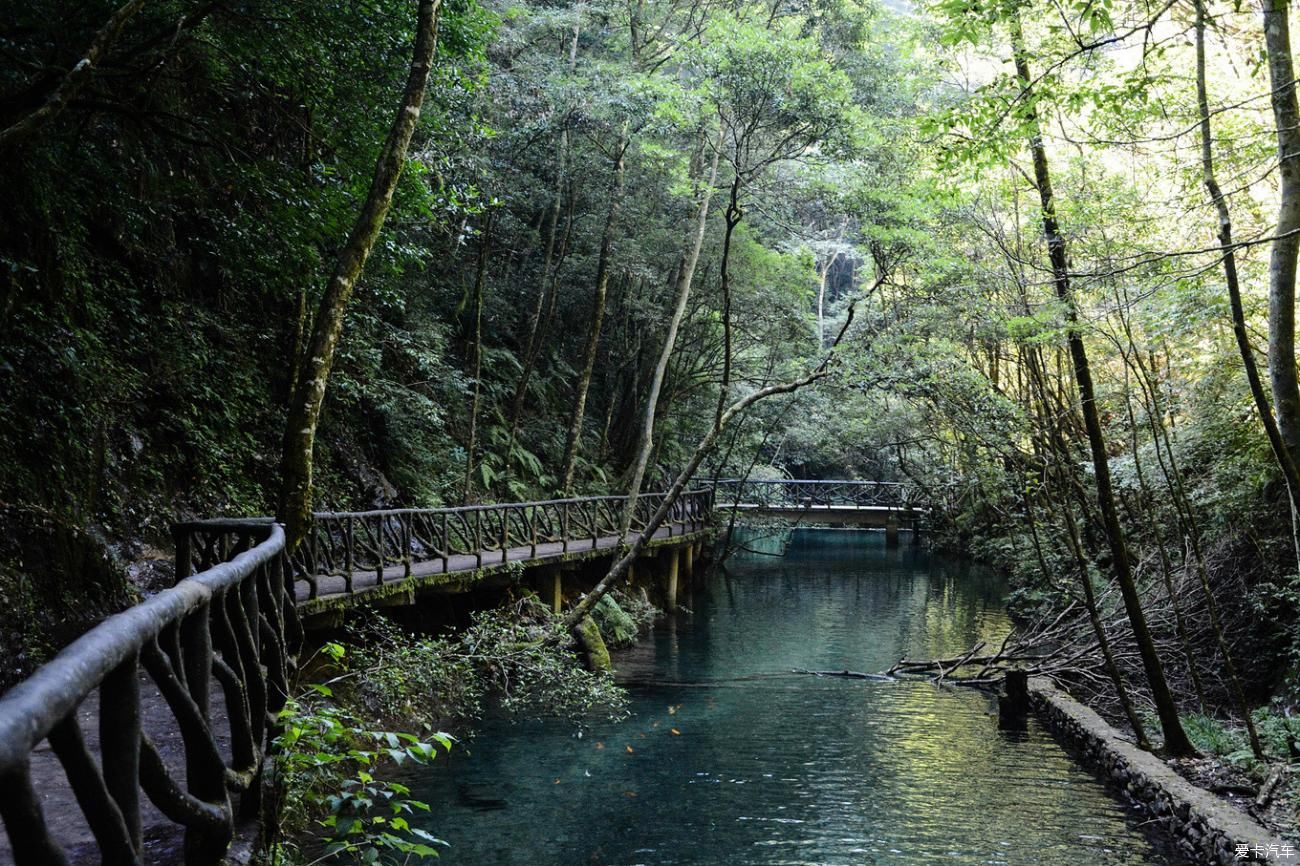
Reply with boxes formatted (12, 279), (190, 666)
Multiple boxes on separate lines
(474, 510), (483, 567)
(441, 511), (450, 573)
(561, 501), (570, 553)
(344, 516), (355, 593)
(402, 513), (413, 578)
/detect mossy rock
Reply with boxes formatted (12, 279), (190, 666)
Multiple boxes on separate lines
(572, 615), (611, 673)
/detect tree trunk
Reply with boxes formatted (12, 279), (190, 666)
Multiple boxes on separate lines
(277, 0), (442, 550)
(817, 262), (827, 348)
(1009, 13), (1197, 757)
(618, 134), (721, 539)
(560, 121), (629, 494)
(815, 248), (843, 349)
(1206, 0), (1300, 495)
(1123, 306), (1263, 756)
(463, 219), (493, 504)
(1049, 488), (1152, 751)
(508, 135), (564, 427)
(714, 175), (742, 427)
(1262, 0), (1300, 463)
(1117, 355), (1207, 712)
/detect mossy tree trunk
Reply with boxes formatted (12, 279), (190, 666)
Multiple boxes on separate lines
(0, 0), (147, 151)
(618, 130), (720, 539)
(464, 217), (493, 504)
(277, 0), (442, 551)
(1195, 0), (1276, 757)
(1262, 0), (1300, 467)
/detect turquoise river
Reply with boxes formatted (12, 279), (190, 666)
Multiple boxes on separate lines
(408, 528), (1181, 866)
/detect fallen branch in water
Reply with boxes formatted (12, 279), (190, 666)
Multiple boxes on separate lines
(793, 668), (895, 682)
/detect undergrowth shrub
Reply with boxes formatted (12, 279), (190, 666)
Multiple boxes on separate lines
(263, 595), (632, 863)
(341, 594), (629, 729)
(262, 644), (453, 866)
(592, 588), (658, 648)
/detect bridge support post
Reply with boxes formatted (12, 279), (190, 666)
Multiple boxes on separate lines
(533, 565), (563, 614)
(684, 543), (695, 580)
(665, 548), (680, 611)
(885, 512), (899, 546)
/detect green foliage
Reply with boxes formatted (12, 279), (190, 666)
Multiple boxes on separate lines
(10, 0), (1298, 765)
(1183, 713), (1250, 765)
(695, 17), (861, 168)
(340, 619), (486, 731)
(266, 666), (454, 865)
(0, 0), (492, 505)
(1250, 573), (1300, 705)
(341, 601), (629, 728)
(1252, 707), (1300, 762)
(266, 597), (634, 862)
(1183, 709), (1300, 772)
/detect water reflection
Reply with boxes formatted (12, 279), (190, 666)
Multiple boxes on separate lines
(409, 528), (1179, 866)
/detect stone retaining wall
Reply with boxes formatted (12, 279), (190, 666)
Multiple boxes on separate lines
(1028, 677), (1291, 864)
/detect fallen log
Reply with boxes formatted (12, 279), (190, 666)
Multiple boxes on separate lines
(1254, 765), (1286, 810)
(793, 668), (895, 682)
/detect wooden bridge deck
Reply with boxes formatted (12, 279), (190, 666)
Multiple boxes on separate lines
(728, 503), (923, 512)
(726, 502), (926, 528)
(297, 521), (704, 615)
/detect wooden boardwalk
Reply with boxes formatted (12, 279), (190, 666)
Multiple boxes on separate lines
(2, 515), (709, 865)
(726, 503), (925, 530)
(297, 521), (702, 612)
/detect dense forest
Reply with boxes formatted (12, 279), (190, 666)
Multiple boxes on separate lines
(3, 0), (1300, 850)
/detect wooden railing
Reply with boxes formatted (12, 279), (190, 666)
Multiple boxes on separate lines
(715, 479), (921, 510)
(291, 488), (715, 599)
(0, 488), (716, 865)
(0, 520), (299, 866)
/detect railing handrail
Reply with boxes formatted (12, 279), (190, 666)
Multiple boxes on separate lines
(312, 488), (710, 520)
(0, 522), (284, 773)
(0, 519), (296, 866)
(172, 490), (715, 602)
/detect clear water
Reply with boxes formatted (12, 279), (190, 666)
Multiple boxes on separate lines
(408, 529), (1179, 865)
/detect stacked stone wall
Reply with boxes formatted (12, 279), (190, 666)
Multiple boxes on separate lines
(1029, 677), (1292, 864)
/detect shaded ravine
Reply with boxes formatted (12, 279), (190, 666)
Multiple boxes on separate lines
(406, 528), (1182, 865)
